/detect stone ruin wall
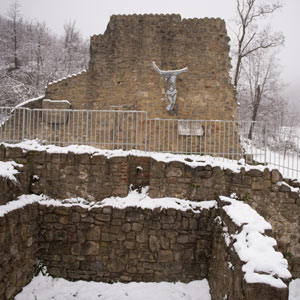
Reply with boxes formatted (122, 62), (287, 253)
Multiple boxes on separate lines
(1, 144), (300, 280)
(45, 14), (237, 121)
(2, 196), (289, 300)
(8, 15), (239, 156)
(0, 163), (289, 300)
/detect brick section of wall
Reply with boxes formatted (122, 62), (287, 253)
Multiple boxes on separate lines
(45, 14), (237, 121)
(0, 204), (39, 300)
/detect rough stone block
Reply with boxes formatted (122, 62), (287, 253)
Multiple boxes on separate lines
(157, 250), (173, 262)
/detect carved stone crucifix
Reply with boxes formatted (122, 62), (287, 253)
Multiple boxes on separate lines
(152, 61), (188, 111)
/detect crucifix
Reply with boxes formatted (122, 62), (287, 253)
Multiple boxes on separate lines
(152, 61), (188, 111)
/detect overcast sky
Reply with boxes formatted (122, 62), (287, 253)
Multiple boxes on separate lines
(0, 0), (299, 105)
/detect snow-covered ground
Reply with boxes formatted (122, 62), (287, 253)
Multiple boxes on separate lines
(13, 273), (300, 300)
(290, 279), (300, 300)
(15, 274), (211, 300)
(242, 140), (300, 180)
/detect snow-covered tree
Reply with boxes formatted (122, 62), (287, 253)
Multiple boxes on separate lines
(0, 4), (89, 106)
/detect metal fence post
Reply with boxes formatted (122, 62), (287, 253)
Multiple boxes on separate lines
(22, 108), (25, 141)
(145, 112), (148, 152)
(264, 122), (268, 166)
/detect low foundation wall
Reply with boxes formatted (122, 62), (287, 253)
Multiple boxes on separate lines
(0, 197), (289, 300)
(1, 145), (299, 276)
(0, 144), (297, 299)
(39, 204), (213, 282)
(149, 159), (300, 277)
(0, 204), (39, 299)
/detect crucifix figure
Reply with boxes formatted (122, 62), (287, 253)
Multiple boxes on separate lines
(152, 61), (188, 111)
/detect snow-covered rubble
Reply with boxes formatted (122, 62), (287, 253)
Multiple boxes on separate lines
(220, 196), (291, 288)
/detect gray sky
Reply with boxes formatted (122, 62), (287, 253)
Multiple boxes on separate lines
(0, 0), (299, 105)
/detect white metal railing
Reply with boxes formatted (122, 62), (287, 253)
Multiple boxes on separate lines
(0, 107), (299, 180)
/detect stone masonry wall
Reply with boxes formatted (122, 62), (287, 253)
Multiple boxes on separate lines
(0, 145), (299, 277)
(0, 145), (151, 201)
(0, 204), (39, 299)
(45, 14), (237, 121)
(209, 199), (289, 300)
(0, 198), (289, 300)
(0, 164), (30, 206)
(149, 159), (300, 277)
(0, 145), (293, 299)
(39, 204), (213, 283)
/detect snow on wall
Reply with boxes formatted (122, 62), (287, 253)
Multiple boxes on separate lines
(0, 186), (291, 289)
(0, 188), (216, 218)
(42, 99), (71, 105)
(0, 160), (22, 182)
(220, 196), (291, 288)
(14, 95), (45, 109)
(2, 139), (282, 175)
(47, 70), (87, 86)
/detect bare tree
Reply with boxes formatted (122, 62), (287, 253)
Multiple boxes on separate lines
(6, 0), (22, 69)
(232, 0), (284, 88)
(63, 21), (81, 74)
(238, 48), (286, 139)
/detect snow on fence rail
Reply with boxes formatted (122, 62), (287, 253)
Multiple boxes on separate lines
(0, 106), (299, 179)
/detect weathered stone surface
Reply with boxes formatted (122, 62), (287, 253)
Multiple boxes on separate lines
(87, 226), (101, 241)
(0, 146), (296, 300)
(158, 250), (173, 262)
(149, 236), (160, 252)
(83, 241), (99, 256)
(44, 15), (237, 123)
(271, 169), (282, 183)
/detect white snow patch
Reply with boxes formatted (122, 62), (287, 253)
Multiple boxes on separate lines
(0, 188), (216, 218)
(289, 279), (300, 300)
(15, 273), (211, 300)
(277, 181), (300, 193)
(47, 70), (86, 86)
(100, 187), (217, 212)
(43, 99), (71, 105)
(227, 262), (234, 270)
(220, 196), (291, 288)
(2, 139), (281, 176)
(0, 160), (23, 182)
(14, 95), (45, 109)
(0, 194), (44, 217)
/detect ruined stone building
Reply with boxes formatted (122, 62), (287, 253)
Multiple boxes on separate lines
(8, 14), (239, 155)
(43, 14), (237, 121)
